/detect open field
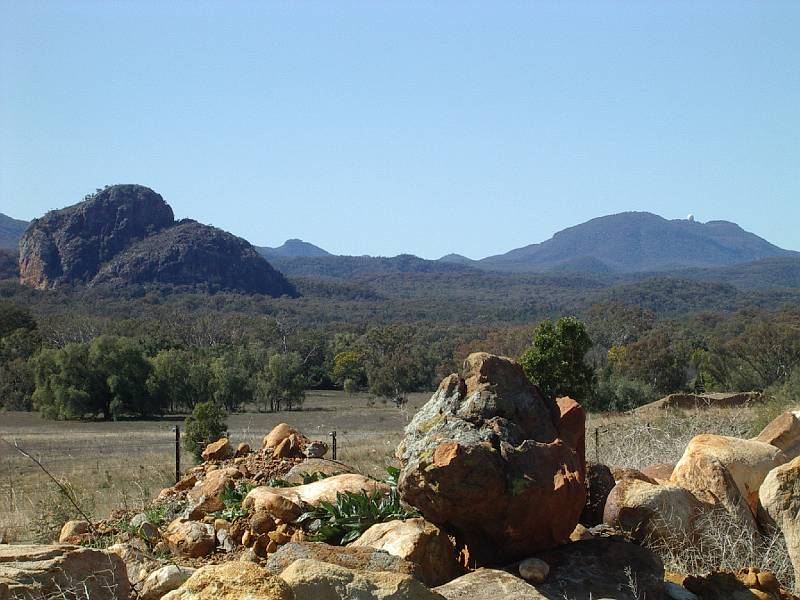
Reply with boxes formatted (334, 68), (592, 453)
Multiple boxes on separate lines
(0, 391), (430, 543)
(0, 391), (769, 545)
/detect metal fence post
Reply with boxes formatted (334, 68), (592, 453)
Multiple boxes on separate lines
(174, 426), (181, 483)
(329, 431), (337, 461)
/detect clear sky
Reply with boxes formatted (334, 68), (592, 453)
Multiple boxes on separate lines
(1, 1), (798, 258)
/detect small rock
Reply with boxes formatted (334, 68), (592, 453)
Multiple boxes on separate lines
(140, 565), (196, 600)
(201, 437), (233, 461)
(58, 520), (90, 543)
(163, 518), (215, 558)
(304, 441), (328, 458)
(263, 423), (297, 449)
(518, 557), (549, 583)
(138, 521), (159, 542)
(129, 512), (149, 529)
(234, 442), (251, 458)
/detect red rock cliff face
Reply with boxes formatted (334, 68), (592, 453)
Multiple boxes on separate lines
(18, 184), (297, 297)
(19, 185), (174, 289)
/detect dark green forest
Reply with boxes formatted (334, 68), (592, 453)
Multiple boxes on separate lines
(1, 259), (799, 419)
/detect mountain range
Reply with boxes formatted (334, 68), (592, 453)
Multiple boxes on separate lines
(3, 203), (797, 284)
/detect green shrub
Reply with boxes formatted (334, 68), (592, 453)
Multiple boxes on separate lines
(183, 401), (228, 460)
(295, 467), (415, 545)
(587, 371), (657, 412)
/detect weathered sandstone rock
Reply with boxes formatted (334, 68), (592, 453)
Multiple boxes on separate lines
(278, 558), (443, 600)
(187, 467), (241, 513)
(434, 569), (546, 600)
(263, 423), (297, 449)
(140, 565), (196, 600)
(244, 474), (389, 519)
(397, 353), (585, 564)
(58, 520), (91, 543)
(266, 542), (418, 579)
(162, 561), (292, 600)
(201, 438), (233, 461)
(349, 518), (462, 587)
(0, 544), (130, 600)
(670, 433), (786, 528)
(756, 410), (800, 460)
(759, 455), (800, 586)
(603, 478), (706, 542)
(163, 519), (215, 558)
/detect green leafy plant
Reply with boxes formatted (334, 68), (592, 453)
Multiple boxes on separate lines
(295, 467), (415, 545)
(211, 482), (255, 521)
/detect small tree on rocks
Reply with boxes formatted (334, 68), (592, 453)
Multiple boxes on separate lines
(183, 401), (228, 460)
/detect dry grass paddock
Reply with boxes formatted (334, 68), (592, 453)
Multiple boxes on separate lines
(1, 392), (792, 589)
(0, 391), (428, 543)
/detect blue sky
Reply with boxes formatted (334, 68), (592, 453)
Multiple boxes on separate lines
(1, 1), (798, 258)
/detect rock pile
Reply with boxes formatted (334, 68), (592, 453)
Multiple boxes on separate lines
(3, 357), (800, 599)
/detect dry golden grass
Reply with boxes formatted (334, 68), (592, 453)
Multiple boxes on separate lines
(0, 390), (428, 543)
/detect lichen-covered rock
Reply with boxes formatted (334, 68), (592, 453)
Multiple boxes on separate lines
(349, 518), (463, 587)
(266, 542), (419, 579)
(277, 558), (443, 600)
(396, 353), (585, 564)
(0, 544), (130, 600)
(162, 561), (292, 600)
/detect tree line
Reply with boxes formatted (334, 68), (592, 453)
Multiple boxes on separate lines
(1, 296), (799, 419)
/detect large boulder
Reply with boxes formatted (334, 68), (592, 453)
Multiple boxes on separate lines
(266, 542), (418, 579)
(396, 353), (585, 564)
(603, 477), (706, 543)
(755, 410), (800, 460)
(670, 434), (786, 528)
(263, 423), (298, 449)
(162, 561), (292, 600)
(759, 455), (800, 586)
(0, 544), (130, 600)
(348, 518), (463, 587)
(162, 519), (215, 558)
(278, 558), (444, 600)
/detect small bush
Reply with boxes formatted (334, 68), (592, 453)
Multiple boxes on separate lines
(183, 401), (228, 460)
(295, 467), (416, 544)
(587, 371), (657, 412)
